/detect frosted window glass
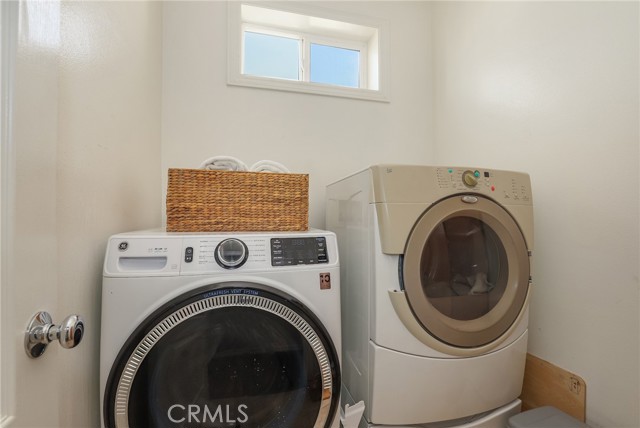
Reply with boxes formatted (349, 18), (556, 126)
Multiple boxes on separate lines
(243, 32), (300, 80)
(310, 43), (360, 88)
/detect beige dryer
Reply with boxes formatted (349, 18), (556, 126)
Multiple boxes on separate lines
(326, 165), (534, 426)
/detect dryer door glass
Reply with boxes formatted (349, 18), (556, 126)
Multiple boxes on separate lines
(422, 217), (507, 321)
(403, 195), (530, 348)
(104, 286), (340, 428)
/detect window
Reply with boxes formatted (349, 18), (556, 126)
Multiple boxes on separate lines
(228, 3), (388, 102)
(242, 27), (364, 89)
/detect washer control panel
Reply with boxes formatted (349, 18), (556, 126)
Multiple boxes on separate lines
(104, 232), (337, 277)
(271, 237), (328, 266)
(179, 233), (335, 274)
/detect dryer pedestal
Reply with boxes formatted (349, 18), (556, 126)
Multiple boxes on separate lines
(366, 333), (527, 425)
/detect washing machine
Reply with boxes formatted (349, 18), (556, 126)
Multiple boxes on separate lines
(326, 165), (533, 427)
(100, 229), (341, 428)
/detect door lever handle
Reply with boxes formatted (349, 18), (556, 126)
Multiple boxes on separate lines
(24, 311), (84, 359)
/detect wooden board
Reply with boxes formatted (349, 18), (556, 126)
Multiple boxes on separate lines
(520, 353), (586, 422)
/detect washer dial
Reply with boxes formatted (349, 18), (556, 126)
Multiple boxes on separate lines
(215, 238), (249, 269)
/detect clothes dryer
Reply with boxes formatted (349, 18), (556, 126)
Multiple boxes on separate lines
(100, 229), (341, 428)
(326, 165), (533, 427)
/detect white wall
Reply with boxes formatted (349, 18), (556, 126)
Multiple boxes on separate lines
(161, 1), (434, 228)
(432, 2), (639, 427)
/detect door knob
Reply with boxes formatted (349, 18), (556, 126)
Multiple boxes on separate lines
(24, 311), (84, 359)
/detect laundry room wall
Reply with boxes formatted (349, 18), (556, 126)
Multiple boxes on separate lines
(431, 2), (639, 428)
(160, 1), (434, 229)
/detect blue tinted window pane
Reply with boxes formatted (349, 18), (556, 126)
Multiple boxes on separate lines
(244, 32), (300, 80)
(310, 44), (360, 88)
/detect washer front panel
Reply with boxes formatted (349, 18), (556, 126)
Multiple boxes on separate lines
(104, 285), (340, 428)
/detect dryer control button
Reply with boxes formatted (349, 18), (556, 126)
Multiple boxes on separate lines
(215, 239), (248, 269)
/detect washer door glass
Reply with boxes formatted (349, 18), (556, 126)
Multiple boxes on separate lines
(104, 285), (340, 428)
(402, 195), (530, 348)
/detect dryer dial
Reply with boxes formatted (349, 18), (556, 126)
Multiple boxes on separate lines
(215, 238), (249, 269)
(462, 170), (479, 187)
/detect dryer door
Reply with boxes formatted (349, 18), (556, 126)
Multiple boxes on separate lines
(402, 195), (530, 348)
(103, 284), (340, 428)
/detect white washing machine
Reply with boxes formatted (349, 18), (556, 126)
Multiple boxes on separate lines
(100, 229), (341, 428)
(326, 165), (533, 427)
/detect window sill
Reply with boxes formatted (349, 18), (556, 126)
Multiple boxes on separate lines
(227, 73), (390, 102)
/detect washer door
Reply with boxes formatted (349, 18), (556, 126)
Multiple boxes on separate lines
(104, 284), (340, 428)
(402, 195), (530, 348)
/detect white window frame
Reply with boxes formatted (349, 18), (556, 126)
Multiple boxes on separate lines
(228, 2), (389, 102)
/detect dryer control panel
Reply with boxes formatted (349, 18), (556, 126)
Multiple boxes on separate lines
(368, 165), (532, 205)
(436, 167), (532, 203)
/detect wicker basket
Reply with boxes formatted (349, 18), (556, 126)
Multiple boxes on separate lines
(166, 168), (309, 232)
